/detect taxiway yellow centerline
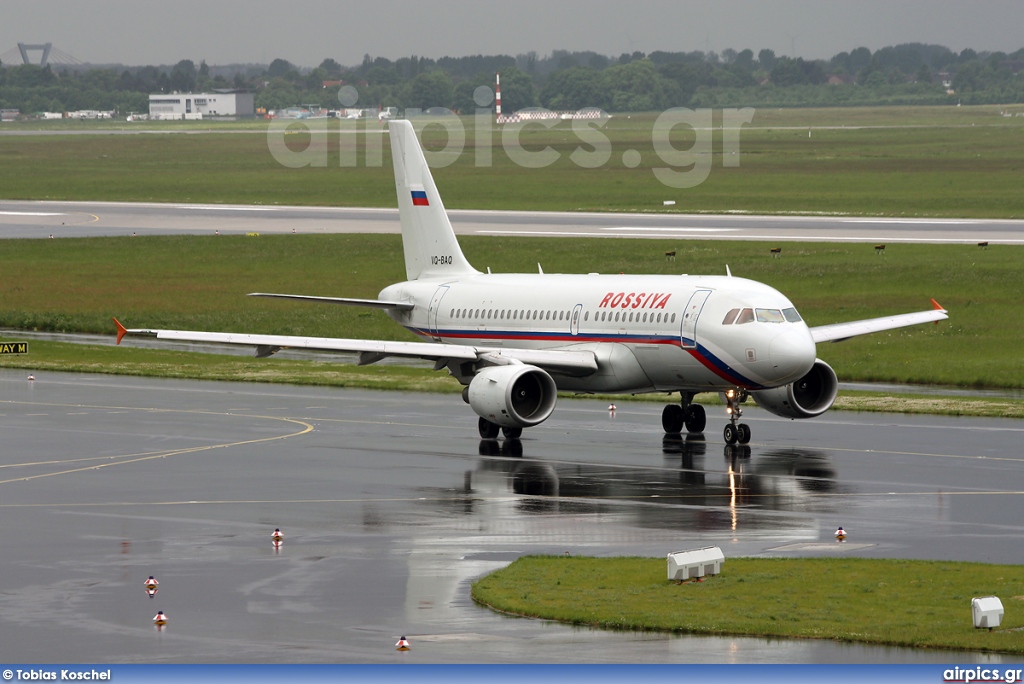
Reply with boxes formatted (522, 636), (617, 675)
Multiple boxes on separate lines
(0, 399), (313, 484)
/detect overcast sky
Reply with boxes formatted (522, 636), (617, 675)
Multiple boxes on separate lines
(3, 0), (1022, 68)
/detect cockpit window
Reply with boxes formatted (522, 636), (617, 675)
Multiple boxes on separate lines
(735, 308), (755, 324)
(756, 308), (786, 323)
(724, 306), (803, 325)
(782, 307), (802, 323)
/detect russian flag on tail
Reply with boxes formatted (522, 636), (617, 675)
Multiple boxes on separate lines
(411, 189), (429, 206)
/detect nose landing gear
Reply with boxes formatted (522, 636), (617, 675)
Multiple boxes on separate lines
(723, 389), (751, 445)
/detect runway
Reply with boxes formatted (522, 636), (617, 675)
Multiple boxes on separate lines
(2, 369), (1022, 663)
(3, 199), (1024, 243)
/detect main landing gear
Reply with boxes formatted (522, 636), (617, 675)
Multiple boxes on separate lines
(662, 390), (751, 445)
(661, 393), (707, 435)
(478, 417), (521, 441)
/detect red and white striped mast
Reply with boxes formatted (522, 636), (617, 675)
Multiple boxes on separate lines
(495, 72), (501, 122)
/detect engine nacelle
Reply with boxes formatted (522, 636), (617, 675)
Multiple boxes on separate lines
(749, 359), (838, 419)
(467, 364), (558, 428)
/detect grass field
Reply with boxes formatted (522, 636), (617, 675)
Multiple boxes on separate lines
(2, 106), (1024, 217)
(0, 234), (1021, 389)
(472, 555), (1024, 654)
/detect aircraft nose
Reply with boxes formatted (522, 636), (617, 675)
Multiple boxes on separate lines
(769, 328), (816, 383)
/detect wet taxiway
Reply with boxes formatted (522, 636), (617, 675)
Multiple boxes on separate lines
(1, 370), (1022, 663)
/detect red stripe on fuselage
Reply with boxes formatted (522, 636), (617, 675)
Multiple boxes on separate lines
(683, 348), (753, 388)
(407, 326), (760, 389)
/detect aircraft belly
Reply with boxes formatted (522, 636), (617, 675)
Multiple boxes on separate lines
(632, 344), (720, 390)
(555, 343), (653, 393)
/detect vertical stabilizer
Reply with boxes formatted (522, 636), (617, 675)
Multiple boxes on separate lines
(389, 120), (479, 281)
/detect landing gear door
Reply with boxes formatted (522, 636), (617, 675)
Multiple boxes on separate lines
(680, 290), (712, 349)
(570, 304), (583, 336)
(427, 285), (450, 340)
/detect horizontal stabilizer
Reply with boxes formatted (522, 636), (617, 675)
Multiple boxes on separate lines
(811, 300), (948, 344)
(248, 293), (414, 311)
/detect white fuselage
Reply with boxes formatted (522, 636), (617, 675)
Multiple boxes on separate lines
(381, 273), (817, 394)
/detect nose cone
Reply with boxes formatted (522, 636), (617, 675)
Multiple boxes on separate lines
(769, 328), (816, 384)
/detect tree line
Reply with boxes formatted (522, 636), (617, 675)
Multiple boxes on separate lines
(1, 43), (1023, 116)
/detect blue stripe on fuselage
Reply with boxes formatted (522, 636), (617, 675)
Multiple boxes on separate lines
(407, 326), (765, 389)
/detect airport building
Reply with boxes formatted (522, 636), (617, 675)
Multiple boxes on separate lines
(148, 91), (255, 119)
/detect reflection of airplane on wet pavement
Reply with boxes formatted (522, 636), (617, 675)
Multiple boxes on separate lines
(116, 120), (948, 444)
(464, 441), (842, 527)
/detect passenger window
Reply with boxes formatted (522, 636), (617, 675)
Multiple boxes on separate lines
(735, 308), (754, 324)
(584, 311), (590, 321)
(615, 312), (620, 322)
(671, 313), (677, 323)
(722, 308), (740, 325)
(783, 307), (802, 322)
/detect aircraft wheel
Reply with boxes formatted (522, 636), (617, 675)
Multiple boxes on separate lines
(502, 426), (523, 440)
(478, 417), (500, 439)
(723, 423), (738, 445)
(662, 404), (684, 433)
(684, 404), (706, 433)
(737, 423), (751, 445)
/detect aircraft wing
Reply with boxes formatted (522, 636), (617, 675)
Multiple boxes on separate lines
(248, 293), (414, 311)
(810, 299), (948, 344)
(113, 320), (598, 376)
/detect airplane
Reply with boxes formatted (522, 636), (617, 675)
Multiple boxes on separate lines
(115, 119), (949, 445)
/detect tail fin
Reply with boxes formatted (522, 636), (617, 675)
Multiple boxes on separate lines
(388, 119), (479, 281)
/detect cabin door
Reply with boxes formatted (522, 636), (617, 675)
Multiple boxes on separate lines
(427, 285), (450, 340)
(680, 290), (712, 349)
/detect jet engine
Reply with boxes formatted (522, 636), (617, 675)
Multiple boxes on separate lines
(749, 359), (838, 419)
(467, 364), (558, 428)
